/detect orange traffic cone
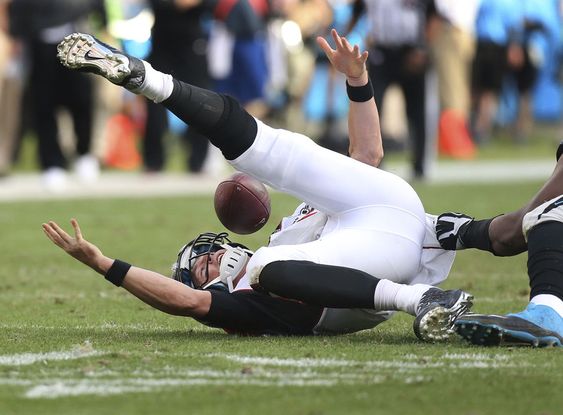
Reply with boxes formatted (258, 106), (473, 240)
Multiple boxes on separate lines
(438, 109), (477, 159)
(104, 113), (142, 170)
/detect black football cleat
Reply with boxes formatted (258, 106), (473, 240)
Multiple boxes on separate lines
(57, 33), (145, 91)
(413, 288), (473, 342)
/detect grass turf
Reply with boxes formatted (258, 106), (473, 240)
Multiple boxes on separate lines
(1, 182), (562, 415)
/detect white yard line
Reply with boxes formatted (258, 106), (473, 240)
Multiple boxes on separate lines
(0, 341), (101, 366)
(0, 350), (102, 366)
(0, 350), (538, 399)
(23, 377), (342, 398)
(212, 353), (526, 370)
(0, 323), (192, 332)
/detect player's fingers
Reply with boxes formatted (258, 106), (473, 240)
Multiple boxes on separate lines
(352, 44), (360, 57)
(42, 223), (64, 246)
(342, 37), (355, 53)
(49, 221), (72, 243)
(316, 36), (334, 58)
(331, 29), (344, 50)
(42, 223), (55, 241)
(360, 50), (369, 64)
(70, 218), (83, 241)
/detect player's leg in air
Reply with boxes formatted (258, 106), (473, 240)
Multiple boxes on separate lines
(57, 33), (473, 342)
(57, 33), (426, 275)
(455, 196), (563, 347)
(436, 142), (563, 256)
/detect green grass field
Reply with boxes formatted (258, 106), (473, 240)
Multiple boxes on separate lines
(1, 181), (562, 415)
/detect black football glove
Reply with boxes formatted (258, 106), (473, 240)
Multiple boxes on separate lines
(435, 212), (474, 250)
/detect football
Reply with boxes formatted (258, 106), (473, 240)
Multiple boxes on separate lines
(214, 172), (271, 234)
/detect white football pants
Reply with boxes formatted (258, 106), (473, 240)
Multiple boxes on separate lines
(230, 120), (427, 284)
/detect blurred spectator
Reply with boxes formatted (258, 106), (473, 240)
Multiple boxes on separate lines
(363, 0), (429, 179)
(0, 0), (23, 177)
(208, 0), (270, 118)
(426, 0), (478, 159)
(273, 0), (332, 128)
(9, 0), (105, 189)
(471, 0), (531, 144)
(8, 0), (105, 191)
(524, 0), (562, 123)
(301, 0), (368, 153)
(506, 0), (552, 142)
(99, 0), (152, 171)
(142, 0), (213, 174)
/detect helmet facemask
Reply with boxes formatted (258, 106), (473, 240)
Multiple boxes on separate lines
(172, 232), (252, 292)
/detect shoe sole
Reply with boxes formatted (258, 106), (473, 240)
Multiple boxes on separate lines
(57, 33), (131, 84)
(455, 317), (563, 347)
(415, 291), (474, 342)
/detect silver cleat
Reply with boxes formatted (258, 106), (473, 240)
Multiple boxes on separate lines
(413, 288), (474, 342)
(57, 33), (131, 85)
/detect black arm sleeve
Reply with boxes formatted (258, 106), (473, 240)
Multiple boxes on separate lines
(199, 290), (323, 336)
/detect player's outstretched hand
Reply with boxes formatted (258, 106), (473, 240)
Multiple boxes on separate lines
(317, 28), (368, 83)
(42, 219), (105, 273)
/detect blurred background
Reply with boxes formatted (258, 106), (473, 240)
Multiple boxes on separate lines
(0, 0), (562, 196)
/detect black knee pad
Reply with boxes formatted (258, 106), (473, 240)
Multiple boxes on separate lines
(210, 95), (257, 160)
(163, 81), (257, 160)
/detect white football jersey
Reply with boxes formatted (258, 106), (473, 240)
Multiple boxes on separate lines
(233, 202), (327, 292)
(268, 203), (328, 247)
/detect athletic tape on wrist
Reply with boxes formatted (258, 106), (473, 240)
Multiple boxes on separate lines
(346, 78), (374, 102)
(105, 259), (132, 287)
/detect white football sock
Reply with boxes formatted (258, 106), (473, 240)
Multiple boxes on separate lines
(530, 294), (563, 318)
(134, 61), (174, 103)
(374, 280), (432, 316)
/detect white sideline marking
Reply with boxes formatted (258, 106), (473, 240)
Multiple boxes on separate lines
(0, 323), (198, 332)
(23, 378), (339, 399)
(441, 353), (509, 361)
(212, 353), (526, 370)
(0, 161), (554, 203)
(0, 351), (534, 399)
(0, 342), (102, 366)
(0, 350), (102, 366)
(18, 369), (387, 399)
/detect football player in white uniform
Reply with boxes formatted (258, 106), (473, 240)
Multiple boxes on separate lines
(44, 30), (472, 340)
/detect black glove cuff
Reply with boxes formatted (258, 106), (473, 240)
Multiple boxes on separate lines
(346, 78), (374, 102)
(105, 259), (132, 287)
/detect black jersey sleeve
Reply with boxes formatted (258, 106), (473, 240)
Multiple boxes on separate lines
(198, 290), (324, 336)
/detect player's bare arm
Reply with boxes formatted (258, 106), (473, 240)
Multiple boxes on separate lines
(42, 220), (211, 317)
(436, 145), (563, 256)
(317, 29), (383, 167)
